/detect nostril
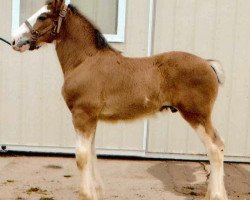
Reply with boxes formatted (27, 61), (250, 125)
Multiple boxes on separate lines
(12, 40), (16, 46)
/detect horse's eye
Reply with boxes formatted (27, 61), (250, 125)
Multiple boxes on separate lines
(38, 15), (47, 21)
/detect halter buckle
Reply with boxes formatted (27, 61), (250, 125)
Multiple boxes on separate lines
(59, 8), (67, 18)
(31, 30), (40, 39)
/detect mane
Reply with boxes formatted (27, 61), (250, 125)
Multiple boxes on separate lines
(67, 4), (113, 50)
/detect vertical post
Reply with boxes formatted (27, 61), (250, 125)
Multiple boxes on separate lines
(12, 0), (20, 33)
(143, 0), (155, 153)
(147, 0), (155, 56)
(65, 0), (71, 5)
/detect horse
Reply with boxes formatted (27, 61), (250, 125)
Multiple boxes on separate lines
(11, 0), (228, 200)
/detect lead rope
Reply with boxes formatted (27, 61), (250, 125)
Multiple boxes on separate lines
(0, 37), (11, 46)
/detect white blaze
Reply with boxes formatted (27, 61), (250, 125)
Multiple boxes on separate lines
(12, 5), (49, 41)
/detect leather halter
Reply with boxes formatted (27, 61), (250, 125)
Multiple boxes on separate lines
(25, 4), (68, 50)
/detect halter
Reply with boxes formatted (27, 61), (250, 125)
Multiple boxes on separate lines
(25, 4), (68, 50)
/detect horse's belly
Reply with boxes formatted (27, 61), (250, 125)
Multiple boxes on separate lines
(99, 97), (160, 121)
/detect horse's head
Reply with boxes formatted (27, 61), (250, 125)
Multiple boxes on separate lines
(12, 0), (68, 52)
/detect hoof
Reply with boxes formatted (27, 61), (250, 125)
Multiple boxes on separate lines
(78, 193), (92, 200)
(78, 185), (100, 200)
(205, 193), (229, 200)
(95, 185), (104, 199)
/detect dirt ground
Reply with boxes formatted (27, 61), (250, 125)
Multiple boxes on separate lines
(0, 156), (249, 200)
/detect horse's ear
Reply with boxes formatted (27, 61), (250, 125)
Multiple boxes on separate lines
(47, 0), (65, 11)
(57, 0), (65, 5)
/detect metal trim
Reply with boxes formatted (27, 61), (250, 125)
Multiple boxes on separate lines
(11, 0), (127, 43)
(2, 145), (250, 163)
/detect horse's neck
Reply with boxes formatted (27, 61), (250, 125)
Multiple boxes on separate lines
(55, 14), (98, 75)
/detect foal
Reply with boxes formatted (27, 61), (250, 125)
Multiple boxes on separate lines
(12, 1), (228, 200)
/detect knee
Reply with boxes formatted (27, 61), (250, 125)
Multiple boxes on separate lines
(212, 130), (225, 152)
(76, 147), (89, 170)
(208, 143), (224, 164)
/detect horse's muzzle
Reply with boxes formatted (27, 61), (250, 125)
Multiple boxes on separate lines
(12, 39), (31, 52)
(17, 39), (30, 47)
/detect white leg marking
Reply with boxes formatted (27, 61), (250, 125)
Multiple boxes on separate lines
(76, 131), (99, 200)
(196, 126), (228, 200)
(91, 145), (104, 199)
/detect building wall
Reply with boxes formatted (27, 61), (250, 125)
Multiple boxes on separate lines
(148, 0), (250, 160)
(0, 0), (250, 162)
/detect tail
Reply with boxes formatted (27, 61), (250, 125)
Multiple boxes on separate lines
(207, 59), (225, 85)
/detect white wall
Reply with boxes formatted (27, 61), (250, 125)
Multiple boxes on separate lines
(0, 0), (250, 162)
(148, 0), (250, 161)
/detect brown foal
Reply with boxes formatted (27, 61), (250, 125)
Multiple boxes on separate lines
(11, 0), (228, 200)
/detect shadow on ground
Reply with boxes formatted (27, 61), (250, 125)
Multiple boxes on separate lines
(148, 161), (250, 200)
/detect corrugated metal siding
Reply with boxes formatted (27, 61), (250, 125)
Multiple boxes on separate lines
(95, 0), (152, 151)
(0, 0), (250, 161)
(0, 0), (149, 152)
(148, 0), (250, 158)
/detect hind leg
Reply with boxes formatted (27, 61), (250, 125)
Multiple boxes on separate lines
(180, 111), (228, 200)
(196, 124), (228, 200)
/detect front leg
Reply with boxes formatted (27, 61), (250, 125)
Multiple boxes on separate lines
(73, 108), (102, 200)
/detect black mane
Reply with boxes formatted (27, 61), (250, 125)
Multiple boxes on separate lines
(68, 4), (111, 50)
